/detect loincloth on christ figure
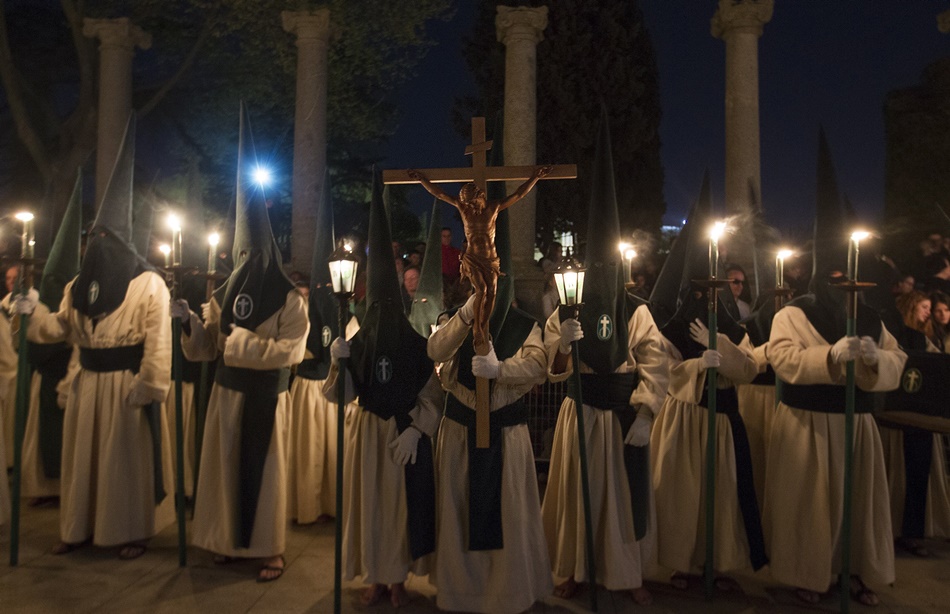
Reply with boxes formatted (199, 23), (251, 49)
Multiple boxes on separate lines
(460, 250), (501, 291)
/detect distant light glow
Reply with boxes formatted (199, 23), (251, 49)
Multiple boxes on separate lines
(208, 232), (220, 248)
(343, 241), (353, 253)
(159, 244), (171, 256)
(252, 166), (272, 187)
(14, 211), (33, 222)
(851, 230), (870, 243)
(777, 249), (794, 260)
(618, 241), (631, 254)
(166, 213), (182, 232)
(624, 249), (637, 261)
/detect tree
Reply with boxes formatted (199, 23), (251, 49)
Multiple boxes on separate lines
(0, 0), (451, 250)
(455, 0), (665, 255)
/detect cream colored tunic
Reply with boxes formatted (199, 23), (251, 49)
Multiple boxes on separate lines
(427, 311), (552, 614)
(736, 342), (775, 511)
(650, 331), (759, 574)
(541, 305), (669, 589)
(0, 311), (16, 525)
(763, 306), (905, 592)
(28, 272), (174, 546)
(323, 356), (442, 585)
(183, 289), (308, 558)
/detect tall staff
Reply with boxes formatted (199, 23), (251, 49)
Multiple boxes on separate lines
(9, 211), (37, 566)
(193, 233), (223, 501)
(837, 230), (870, 614)
(701, 221), (729, 599)
(772, 249), (794, 408)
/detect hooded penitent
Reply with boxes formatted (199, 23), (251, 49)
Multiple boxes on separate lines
(298, 170), (339, 381)
(132, 195), (154, 260)
(346, 169), (435, 560)
(29, 169), (83, 480)
(650, 170), (767, 570)
(212, 103), (296, 548)
(408, 198), (444, 338)
(71, 113), (155, 319)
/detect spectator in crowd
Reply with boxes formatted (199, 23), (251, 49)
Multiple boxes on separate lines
(539, 242), (562, 274)
(401, 265), (420, 313)
(893, 274), (916, 297)
(931, 292), (950, 353)
(921, 253), (950, 295)
(407, 243), (424, 268)
(392, 241), (405, 285)
(895, 291), (937, 351)
(440, 227), (461, 283)
(725, 263), (752, 320)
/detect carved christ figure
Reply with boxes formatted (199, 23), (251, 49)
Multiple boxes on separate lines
(407, 166), (552, 353)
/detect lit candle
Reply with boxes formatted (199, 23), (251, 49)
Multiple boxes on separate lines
(15, 211), (34, 260)
(167, 213), (182, 266)
(708, 221), (727, 279)
(207, 233), (220, 273)
(618, 242), (635, 284)
(776, 249), (793, 289)
(849, 231), (870, 282)
(159, 244), (171, 268)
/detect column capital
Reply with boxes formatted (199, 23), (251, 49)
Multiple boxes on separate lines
(939, 9), (950, 34)
(496, 5), (548, 46)
(83, 17), (151, 51)
(711, 0), (773, 39)
(281, 8), (332, 42)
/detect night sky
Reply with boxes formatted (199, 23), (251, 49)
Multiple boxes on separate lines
(382, 1), (949, 241)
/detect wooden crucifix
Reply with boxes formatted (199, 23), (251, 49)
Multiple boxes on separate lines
(384, 117), (576, 448)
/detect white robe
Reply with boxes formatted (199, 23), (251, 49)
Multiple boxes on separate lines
(650, 331), (759, 574)
(763, 306), (905, 592)
(427, 311), (552, 614)
(183, 289), (308, 558)
(540, 304), (669, 590)
(28, 272), (175, 546)
(0, 311), (17, 525)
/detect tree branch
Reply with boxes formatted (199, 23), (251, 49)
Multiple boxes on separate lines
(138, 16), (215, 119)
(0, 0), (52, 178)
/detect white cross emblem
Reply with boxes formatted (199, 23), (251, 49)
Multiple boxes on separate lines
(597, 314), (613, 340)
(88, 281), (100, 305)
(902, 368), (922, 394)
(321, 326), (332, 347)
(233, 293), (254, 320)
(376, 356), (393, 384)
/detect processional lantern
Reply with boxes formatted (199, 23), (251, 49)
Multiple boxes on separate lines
(553, 259), (585, 307)
(328, 242), (359, 296)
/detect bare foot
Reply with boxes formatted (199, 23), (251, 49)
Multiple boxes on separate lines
(554, 576), (580, 599)
(849, 576), (879, 607)
(256, 555), (285, 583)
(360, 583), (387, 607)
(390, 582), (410, 608)
(670, 572), (690, 590)
(118, 541), (148, 560)
(795, 587), (821, 604)
(631, 586), (652, 605)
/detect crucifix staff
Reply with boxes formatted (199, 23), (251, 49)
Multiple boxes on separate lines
(385, 117), (575, 448)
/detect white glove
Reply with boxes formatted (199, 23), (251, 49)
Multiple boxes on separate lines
(126, 384), (153, 407)
(13, 288), (39, 315)
(389, 427), (422, 465)
(689, 318), (710, 347)
(559, 318), (584, 354)
(702, 349), (721, 369)
(169, 298), (190, 320)
(830, 336), (861, 364)
(472, 344), (500, 379)
(859, 336), (879, 366)
(330, 337), (350, 361)
(624, 412), (652, 447)
(201, 302), (213, 323)
(459, 294), (477, 324)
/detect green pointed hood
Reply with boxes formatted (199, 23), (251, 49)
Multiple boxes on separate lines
(304, 169), (339, 375)
(40, 169), (82, 310)
(215, 102), (294, 331)
(366, 168), (403, 307)
(71, 112), (153, 318)
(132, 194), (154, 258)
(578, 104), (628, 374)
(409, 198), (444, 337)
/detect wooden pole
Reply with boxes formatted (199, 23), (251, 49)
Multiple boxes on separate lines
(169, 269), (187, 567)
(334, 297), (348, 614)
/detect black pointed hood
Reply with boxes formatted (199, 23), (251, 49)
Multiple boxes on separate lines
(40, 169), (82, 310)
(132, 194), (154, 259)
(409, 198), (444, 338)
(214, 103), (295, 331)
(72, 113), (154, 318)
(348, 168), (431, 412)
(304, 170), (340, 376)
(577, 105), (628, 374)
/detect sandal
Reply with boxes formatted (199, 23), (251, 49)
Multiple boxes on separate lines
(670, 572), (690, 590)
(794, 588), (821, 604)
(257, 555), (285, 583)
(118, 541), (148, 560)
(849, 576), (879, 607)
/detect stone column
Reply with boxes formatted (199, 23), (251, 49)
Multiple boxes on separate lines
(83, 18), (151, 207)
(711, 0), (772, 215)
(496, 5), (547, 315)
(282, 8), (331, 276)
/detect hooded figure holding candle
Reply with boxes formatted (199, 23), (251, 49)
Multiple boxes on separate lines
(648, 172), (767, 587)
(173, 104), (308, 582)
(762, 130), (905, 606)
(18, 114), (175, 559)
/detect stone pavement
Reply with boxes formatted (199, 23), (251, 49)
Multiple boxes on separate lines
(1, 502), (949, 613)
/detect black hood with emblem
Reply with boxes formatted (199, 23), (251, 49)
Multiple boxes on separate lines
(72, 113), (155, 319)
(214, 103), (295, 332)
(302, 170), (339, 380)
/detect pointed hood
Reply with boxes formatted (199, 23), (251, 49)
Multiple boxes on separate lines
(132, 194), (154, 259)
(214, 102), (294, 331)
(40, 169), (83, 310)
(577, 104), (628, 374)
(348, 167), (432, 413)
(303, 170), (340, 377)
(71, 113), (154, 318)
(409, 198), (445, 337)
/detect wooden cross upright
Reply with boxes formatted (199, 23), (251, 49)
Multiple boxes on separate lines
(385, 117), (576, 448)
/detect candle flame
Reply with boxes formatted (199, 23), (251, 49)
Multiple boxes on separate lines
(850, 230), (870, 242)
(208, 232), (220, 247)
(159, 244), (171, 255)
(709, 220), (727, 242)
(624, 249), (637, 261)
(14, 211), (33, 222)
(166, 213), (182, 232)
(777, 249), (794, 260)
